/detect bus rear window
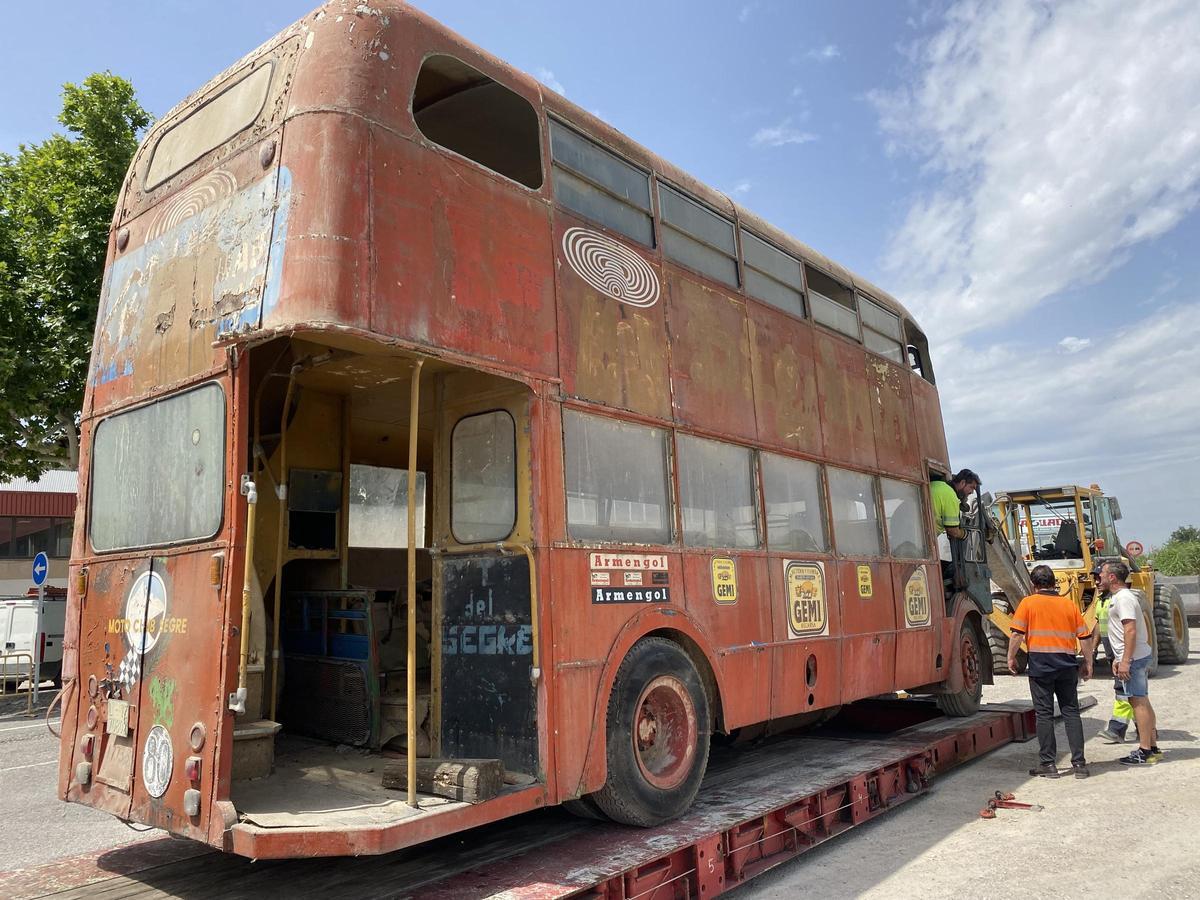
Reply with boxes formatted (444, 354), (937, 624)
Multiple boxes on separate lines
(145, 64), (273, 189)
(90, 383), (226, 552)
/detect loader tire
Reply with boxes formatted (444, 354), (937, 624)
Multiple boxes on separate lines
(985, 594), (1026, 675)
(1153, 582), (1190, 665)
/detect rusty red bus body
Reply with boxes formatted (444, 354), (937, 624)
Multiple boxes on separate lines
(59, 1), (984, 858)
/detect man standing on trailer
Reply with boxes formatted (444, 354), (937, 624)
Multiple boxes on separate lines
(930, 469), (981, 584)
(1009, 564), (1095, 778)
(1095, 561), (1163, 765)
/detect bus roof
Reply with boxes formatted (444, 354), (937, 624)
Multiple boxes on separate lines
(120, 0), (922, 335)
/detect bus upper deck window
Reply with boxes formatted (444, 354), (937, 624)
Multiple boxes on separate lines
(740, 230), (805, 319)
(413, 55), (542, 189)
(805, 266), (859, 340)
(550, 121), (653, 246)
(145, 63), (273, 190)
(451, 411), (517, 544)
(905, 321), (936, 384)
(860, 296), (904, 364)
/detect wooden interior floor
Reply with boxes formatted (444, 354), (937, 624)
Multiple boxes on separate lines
(231, 734), (459, 828)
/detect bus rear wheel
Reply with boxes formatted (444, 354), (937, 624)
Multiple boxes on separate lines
(937, 620), (984, 717)
(593, 638), (710, 827)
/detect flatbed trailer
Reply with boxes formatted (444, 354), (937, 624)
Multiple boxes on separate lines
(17, 700), (1033, 900)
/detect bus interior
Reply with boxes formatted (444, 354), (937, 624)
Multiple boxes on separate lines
(230, 335), (538, 830)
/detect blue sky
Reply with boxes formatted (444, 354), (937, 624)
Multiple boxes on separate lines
(2, 0), (1198, 547)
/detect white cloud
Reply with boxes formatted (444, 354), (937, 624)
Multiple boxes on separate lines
(806, 44), (840, 61)
(738, 3), (758, 23)
(750, 121), (817, 148)
(873, 0), (1200, 340)
(937, 303), (1200, 546)
(731, 180), (752, 195)
(535, 68), (566, 97)
(1057, 336), (1091, 354)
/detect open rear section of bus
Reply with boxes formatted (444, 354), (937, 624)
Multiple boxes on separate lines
(227, 333), (542, 851)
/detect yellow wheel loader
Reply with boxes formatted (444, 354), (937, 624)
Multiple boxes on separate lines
(980, 484), (1189, 676)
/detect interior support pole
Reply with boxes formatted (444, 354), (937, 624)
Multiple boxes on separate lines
(406, 359), (424, 807)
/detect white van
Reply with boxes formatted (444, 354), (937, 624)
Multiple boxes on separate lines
(0, 593), (65, 686)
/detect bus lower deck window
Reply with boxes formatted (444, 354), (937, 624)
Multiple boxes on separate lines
(451, 411), (517, 543)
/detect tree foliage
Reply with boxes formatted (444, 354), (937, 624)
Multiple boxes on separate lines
(1168, 525), (1200, 545)
(0, 73), (149, 478)
(1149, 525), (1200, 576)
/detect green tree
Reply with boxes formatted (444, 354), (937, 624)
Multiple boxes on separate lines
(1168, 525), (1200, 545)
(1150, 540), (1200, 577)
(0, 73), (149, 479)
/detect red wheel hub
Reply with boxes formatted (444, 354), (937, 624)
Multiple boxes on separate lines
(961, 632), (981, 692)
(632, 675), (696, 790)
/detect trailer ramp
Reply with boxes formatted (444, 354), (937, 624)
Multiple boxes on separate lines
(12, 701), (1033, 900)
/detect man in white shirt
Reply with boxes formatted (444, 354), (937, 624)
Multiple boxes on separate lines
(1096, 561), (1161, 765)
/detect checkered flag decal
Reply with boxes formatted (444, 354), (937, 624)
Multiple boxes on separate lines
(118, 645), (141, 691)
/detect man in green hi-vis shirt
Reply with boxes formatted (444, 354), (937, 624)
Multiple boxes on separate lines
(931, 469), (981, 584)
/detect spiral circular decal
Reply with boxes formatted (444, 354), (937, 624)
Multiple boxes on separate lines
(561, 227), (660, 308)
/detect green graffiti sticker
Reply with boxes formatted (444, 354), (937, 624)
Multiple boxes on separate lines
(149, 675), (176, 729)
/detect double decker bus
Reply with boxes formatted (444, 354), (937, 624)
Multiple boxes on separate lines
(59, 1), (991, 859)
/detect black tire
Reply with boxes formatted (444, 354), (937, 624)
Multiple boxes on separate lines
(984, 594), (1026, 675)
(937, 619), (984, 717)
(592, 638), (711, 827)
(561, 794), (609, 821)
(1154, 582), (1190, 665)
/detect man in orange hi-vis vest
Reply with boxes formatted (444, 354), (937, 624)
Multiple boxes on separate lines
(1008, 564), (1096, 778)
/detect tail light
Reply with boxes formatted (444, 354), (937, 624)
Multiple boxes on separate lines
(185, 756), (202, 781)
(80, 734), (96, 759)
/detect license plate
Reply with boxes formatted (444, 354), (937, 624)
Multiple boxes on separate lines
(107, 699), (130, 737)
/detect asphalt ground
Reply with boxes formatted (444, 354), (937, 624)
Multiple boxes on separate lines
(736, 626), (1200, 899)
(2, 631), (1197, 898)
(0, 687), (160, 874)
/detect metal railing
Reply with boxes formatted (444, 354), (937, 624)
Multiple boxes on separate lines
(0, 652), (36, 716)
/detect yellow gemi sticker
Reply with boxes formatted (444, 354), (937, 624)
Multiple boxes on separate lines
(904, 568), (931, 627)
(785, 561), (827, 638)
(711, 557), (738, 604)
(856, 565), (873, 598)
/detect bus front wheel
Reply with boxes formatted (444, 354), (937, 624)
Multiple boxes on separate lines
(593, 637), (711, 827)
(937, 620), (984, 717)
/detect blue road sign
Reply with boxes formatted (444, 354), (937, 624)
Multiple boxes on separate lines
(32, 551), (49, 586)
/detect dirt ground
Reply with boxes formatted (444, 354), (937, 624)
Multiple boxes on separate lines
(735, 626), (1200, 899)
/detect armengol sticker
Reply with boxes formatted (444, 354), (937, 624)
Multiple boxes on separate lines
(711, 557), (738, 605)
(589, 552), (667, 571)
(785, 561), (827, 638)
(856, 565), (873, 598)
(904, 568), (932, 628)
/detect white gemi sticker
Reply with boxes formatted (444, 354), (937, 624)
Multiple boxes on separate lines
(142, 724), (173, 798)
(562, 227), (660, 307)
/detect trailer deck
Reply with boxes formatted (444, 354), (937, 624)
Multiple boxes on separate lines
(12, 699), (1033, 900)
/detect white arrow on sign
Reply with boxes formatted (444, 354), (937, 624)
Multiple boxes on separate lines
(34, 560), (47, 576)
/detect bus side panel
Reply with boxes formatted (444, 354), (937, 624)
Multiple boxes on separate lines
(679, 552), (770, 729)
(813, 333), (878, 471)
(552, 216), (673, 421)
(867, 358), (921, 478)
(370, 130), (559, 379)
(747, 304), (823, 457)
(268, 113), (371, 331)
(910, 377), (950, 472)
(891, 562), (944, 688)
(665, 274), (758, 442)
(837, 559), (897, 701)
(768, 556), (842, 720)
